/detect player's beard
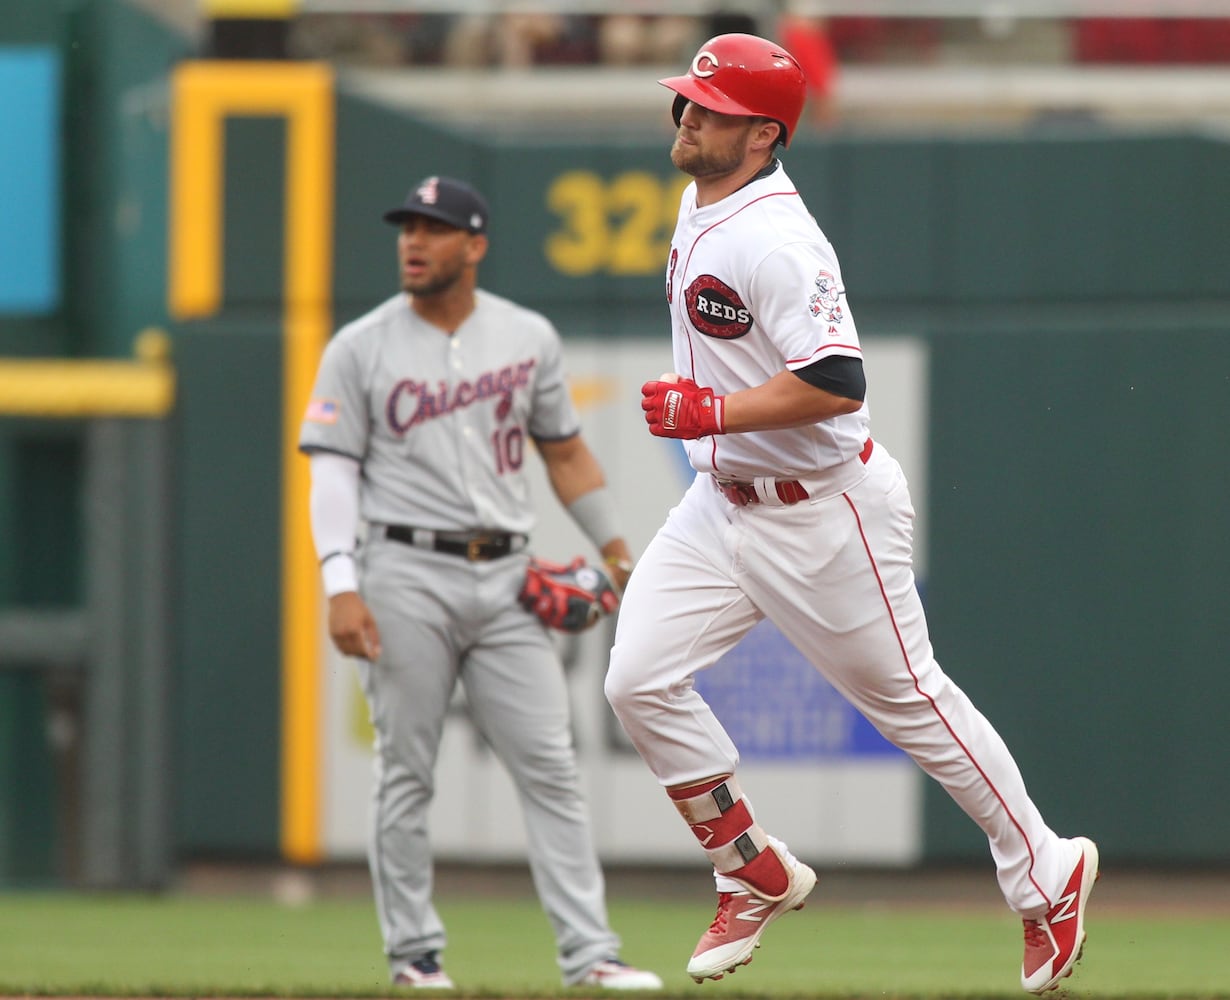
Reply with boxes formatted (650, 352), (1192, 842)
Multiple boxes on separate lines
(401, 260), (464, 298)
(670, 127), (752, 179)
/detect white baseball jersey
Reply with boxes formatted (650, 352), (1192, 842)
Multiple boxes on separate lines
(298, 289), (580, 533)
(666, 160), (870, 478)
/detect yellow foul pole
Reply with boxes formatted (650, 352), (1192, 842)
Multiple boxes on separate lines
(169, 60), (334, 864)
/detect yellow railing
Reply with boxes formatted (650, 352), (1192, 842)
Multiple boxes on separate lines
(0, 328), (175, 419)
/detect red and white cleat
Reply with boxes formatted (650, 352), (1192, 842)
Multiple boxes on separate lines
(686, 853), (817, 983)
(1021, 837), (1100, 995)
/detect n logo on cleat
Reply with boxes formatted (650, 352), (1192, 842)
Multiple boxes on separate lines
(736, 902), (770, 923)
(1050, 890), (1079, 924)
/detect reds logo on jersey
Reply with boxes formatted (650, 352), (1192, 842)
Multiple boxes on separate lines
(685, 275), (753, 339)
(808, 269), (844, 325)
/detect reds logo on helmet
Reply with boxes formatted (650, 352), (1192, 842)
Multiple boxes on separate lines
(691, 50), (719, 78)
(685, 275), (753, 340)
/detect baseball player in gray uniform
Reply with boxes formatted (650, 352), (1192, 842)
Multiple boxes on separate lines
(299, 175), (661, 991)
(603, 34), (1098, 995)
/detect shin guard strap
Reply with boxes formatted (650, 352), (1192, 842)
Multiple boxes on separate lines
(705, 823), (770, 874)
(671, 775), (745, 824)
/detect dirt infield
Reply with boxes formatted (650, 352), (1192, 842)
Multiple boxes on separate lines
(176, 859), (1230, 917)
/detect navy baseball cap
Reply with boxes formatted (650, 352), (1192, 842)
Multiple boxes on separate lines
(383, 175), (489, 234)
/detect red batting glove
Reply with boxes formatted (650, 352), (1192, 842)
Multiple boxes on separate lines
(641, 377), (726, 438)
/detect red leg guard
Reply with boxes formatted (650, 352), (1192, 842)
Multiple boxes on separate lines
(687, 800), (752, 850)
(666, 775), (790, 899)
(668, 775), (752, 849)
(725, 843), (790, 899)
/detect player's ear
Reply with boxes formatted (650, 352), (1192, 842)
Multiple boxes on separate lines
(749, 117), (782, 153)
(466, 232), (489, 265)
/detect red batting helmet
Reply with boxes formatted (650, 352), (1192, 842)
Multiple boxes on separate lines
(659, 33), (807, 148)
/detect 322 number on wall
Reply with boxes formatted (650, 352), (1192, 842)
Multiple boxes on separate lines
(545, 170), (691, 277)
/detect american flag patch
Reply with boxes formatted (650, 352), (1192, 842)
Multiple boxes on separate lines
(304, 398), (339, 424)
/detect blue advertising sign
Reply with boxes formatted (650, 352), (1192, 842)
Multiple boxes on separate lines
(0, 47), (60, 314)
(697, 618), (905, 759)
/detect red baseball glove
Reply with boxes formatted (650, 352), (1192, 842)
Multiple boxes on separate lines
(519, 556), (620, 633)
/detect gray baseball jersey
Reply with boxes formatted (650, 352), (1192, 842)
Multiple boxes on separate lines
(299, 288), (580, 531)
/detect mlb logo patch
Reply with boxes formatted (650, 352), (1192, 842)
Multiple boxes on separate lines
(304, 397), (339, 424)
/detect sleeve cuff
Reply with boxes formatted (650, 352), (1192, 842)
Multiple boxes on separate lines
(321, 552), (358, 597)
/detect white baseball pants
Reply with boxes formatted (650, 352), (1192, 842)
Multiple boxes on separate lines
(605, 441), (1077, 917)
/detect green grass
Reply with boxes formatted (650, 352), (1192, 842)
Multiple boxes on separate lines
(0, 892), (1227, 998)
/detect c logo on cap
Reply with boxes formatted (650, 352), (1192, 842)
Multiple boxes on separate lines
(691, 50), (718, 78)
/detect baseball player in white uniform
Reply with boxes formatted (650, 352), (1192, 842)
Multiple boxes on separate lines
(299, 176), (661, 991)
(603, 34), (1098, 995)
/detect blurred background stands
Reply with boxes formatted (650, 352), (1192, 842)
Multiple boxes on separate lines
(278, 4), (1230, 69)
(268, 2), (1230, 136)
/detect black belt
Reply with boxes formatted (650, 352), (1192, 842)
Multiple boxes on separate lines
(383, 525), (527, 561)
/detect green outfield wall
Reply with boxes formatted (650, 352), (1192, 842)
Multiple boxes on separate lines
(173, 99), (1230, 864)
(0, 0), (189, 885)
(924, 321), (1230, 863)
(2, 0), (1228, 883)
